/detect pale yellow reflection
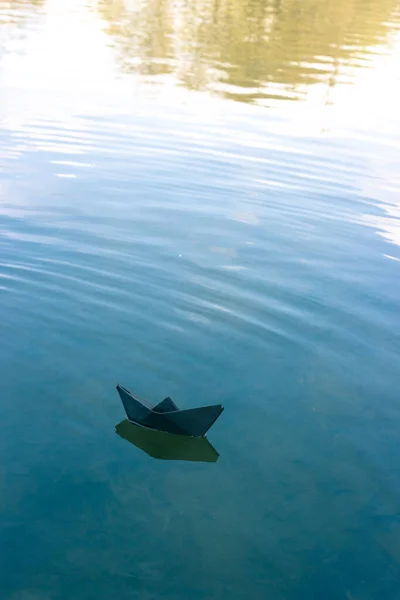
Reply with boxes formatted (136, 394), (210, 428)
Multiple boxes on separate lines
(1, 0), (399, 120)
(98, 0), (400, 104)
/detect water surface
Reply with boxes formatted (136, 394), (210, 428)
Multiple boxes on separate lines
(1, 0), (400, 598)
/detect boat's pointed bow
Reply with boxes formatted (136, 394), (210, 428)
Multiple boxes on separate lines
(163, 404), (224, 437)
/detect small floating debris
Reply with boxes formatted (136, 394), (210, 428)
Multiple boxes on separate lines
(116, 384), (224, 437)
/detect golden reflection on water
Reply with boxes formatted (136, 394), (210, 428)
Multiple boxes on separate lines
(0, 0), (44, 22)
(98, 0), (400, 104)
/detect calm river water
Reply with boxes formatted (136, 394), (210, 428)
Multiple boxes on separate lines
(1, 0), (400, 598)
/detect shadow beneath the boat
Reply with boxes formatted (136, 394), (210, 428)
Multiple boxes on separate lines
(115, 419), (220, 463)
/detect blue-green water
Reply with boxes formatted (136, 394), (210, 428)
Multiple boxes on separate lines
(1, 1), (400, 598)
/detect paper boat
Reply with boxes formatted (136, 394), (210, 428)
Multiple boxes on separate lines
(116, 384), (223, 437)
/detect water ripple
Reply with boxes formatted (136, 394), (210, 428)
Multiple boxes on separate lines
(1, 2), (400, 598)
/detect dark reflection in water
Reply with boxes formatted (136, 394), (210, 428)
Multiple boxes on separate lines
(116, 419), (220, 462)
(99, 0), (399, 103)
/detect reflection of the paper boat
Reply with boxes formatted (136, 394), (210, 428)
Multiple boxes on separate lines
(115, 420), (220, 462)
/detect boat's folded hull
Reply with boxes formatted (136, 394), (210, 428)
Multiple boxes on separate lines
(116, 385), (223, 437)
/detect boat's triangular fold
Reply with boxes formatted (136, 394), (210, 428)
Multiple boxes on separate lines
(153, 397), (179, 413)
(116, 385), (151, 423)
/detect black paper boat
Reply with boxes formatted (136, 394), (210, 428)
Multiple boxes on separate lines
(116, 419), (219, 462)
(116, 384), (223, 437)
